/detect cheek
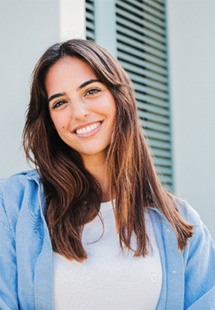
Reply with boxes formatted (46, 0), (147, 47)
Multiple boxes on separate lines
(103, 95), (116, 117)
(50, 114), (67, 132)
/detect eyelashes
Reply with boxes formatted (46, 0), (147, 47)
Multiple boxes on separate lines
(51, 87), (103, 110)
(85, 87), (102, 96)
(52, 100), (67, 109)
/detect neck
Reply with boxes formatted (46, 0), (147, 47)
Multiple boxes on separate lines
(82, 153), (111, 202)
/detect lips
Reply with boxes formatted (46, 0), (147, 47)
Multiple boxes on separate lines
(74, 122), (102, 135)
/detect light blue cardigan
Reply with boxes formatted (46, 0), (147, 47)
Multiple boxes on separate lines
(0, 170), (215, 309)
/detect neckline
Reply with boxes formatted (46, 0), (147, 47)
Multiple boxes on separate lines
(100, 200), (113, 210)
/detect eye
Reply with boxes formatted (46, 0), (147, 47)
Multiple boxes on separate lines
(85, 88), (102, 96)
(52, 100), (67, 109)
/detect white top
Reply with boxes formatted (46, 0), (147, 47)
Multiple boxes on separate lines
(53, 201), (162, 310)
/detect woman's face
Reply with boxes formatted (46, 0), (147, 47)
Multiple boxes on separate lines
(45, 56), (116, 164)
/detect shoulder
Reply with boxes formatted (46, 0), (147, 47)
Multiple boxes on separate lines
(175, 197), (211, 241)
(176, 198), (215, 257)
(175, 199), (215, 307)
(0, 170), (42, 232)
(0, 169), (41, 207)
(150, 197), (203, 229)
(0, 169), (40, 188)
(151, 196), (213, 249)
(175, 197), (202, 226)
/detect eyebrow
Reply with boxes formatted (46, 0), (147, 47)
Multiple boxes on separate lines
(48, 92), (66, 103)
(47, 79), (100, 103)
(78, 79), (100, 90)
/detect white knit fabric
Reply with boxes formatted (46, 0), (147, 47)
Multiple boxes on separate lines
(53, 201), (162, 310)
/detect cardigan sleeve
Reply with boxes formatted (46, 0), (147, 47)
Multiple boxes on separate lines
(183, 203), (215, 309)
(0, 188), (19, 310)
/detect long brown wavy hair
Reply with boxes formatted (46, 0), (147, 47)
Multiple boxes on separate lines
(23, 39), (193, 261)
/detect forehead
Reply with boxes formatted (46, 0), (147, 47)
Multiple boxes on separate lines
(45, 56), (97, 93)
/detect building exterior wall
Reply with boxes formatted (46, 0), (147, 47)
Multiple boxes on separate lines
(0, 0), (85, 179)
(0, 1), (59, 178)
(167, 0), (215, 239)
(1, 0), (214, 239)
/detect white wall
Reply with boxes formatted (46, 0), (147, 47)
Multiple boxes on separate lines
(0, 0), (85, 179)
(167, 0), (215, 239)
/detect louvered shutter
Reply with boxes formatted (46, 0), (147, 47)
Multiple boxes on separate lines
(85, 0), (95, 40)
(116, 0), (173, 190)
(85, 0), (173, 190)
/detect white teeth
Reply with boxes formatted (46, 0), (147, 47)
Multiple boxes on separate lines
(76, 122), (100, 135)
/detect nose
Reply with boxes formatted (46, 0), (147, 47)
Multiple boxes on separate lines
(70, 99), (89, 120)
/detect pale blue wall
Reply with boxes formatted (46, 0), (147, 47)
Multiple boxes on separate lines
(0, 1), (60, 178)
(167, 0), (215, 240)
(1, 0), (214, 242)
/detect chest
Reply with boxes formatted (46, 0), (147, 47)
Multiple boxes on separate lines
(53, 204), (162, 310)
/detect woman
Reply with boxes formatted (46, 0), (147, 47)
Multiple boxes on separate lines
(0, 39), (214, 309)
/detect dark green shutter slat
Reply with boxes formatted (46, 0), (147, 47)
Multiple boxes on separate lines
(136, 94), (169, 109)
(153, 157), (172, 167)
(125, 0), (165, 13)
(141, 0), (165, 12)
(116, 8), (166, 44)
(148, 139), (171, 150)
(156, 166), (172, 176)
(139, 119), (170, 134)
(118, 40), (167, 61)
(132, 81), (169, 101)
(118, 34), (167, 60)
(119, 43), (167, 69)
(117, 30), (167, 53)
(138, 110), (170, 126)
(144, 129), (171, 142)
(85, 0), (95, 40)
(122, 68), (168, 92)
(116, 0), (165, 28)
(140, 119), (171, 134)
(151, 148), (172, 158)
(137, 102), (170, 117)
(120, 59), (168, 78)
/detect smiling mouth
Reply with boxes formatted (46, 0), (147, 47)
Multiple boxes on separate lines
(75, 122), (101, 135)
